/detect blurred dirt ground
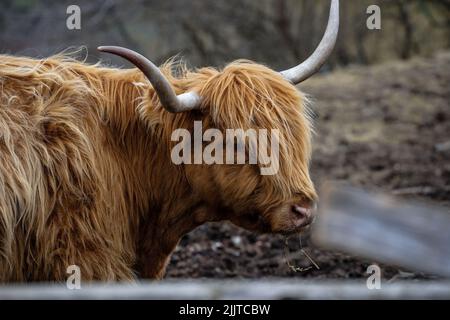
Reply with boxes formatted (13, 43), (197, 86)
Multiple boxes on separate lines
(166, 51), (450, 280)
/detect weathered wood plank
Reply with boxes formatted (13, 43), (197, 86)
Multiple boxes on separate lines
(0, 280), (449, 300)
(312, 183), (450, 277)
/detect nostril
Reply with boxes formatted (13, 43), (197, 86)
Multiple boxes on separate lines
(291, 205), (311, 219)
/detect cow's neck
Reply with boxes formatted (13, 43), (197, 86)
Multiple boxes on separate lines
(135, 200), (212, 279)
(102, 71), (214, 279)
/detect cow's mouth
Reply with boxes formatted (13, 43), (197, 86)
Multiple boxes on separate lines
(229, 204), (316, 235)
(271, 205), (316, 235)
(279, 223), (313, 236)
(231, 213), (313, 236)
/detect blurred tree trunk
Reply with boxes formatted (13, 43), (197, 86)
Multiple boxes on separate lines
(395, 0), (414, 60)
(274, 0), (301, 60)
(335, 0), (353, 66)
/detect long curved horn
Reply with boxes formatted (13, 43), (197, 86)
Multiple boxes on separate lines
(98, 46), (202, 113)
(280, 0), (339, 84)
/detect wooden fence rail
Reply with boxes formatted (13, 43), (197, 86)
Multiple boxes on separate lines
(313, 183), (450, 277)
(0, 280), (449, 300)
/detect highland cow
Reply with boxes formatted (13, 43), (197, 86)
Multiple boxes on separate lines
(0, 1), (339, 282)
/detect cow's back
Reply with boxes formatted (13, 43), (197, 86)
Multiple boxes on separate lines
(0, 55), (136, 281)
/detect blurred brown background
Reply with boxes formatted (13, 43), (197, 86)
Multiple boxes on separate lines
(0, 0), (448, 68)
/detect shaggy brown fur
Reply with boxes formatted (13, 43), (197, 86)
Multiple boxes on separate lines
(0, 51), (316, 282)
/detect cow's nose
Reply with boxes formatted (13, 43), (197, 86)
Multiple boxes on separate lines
(292, 205), (311, 219)
(291, 204), (314, 226)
